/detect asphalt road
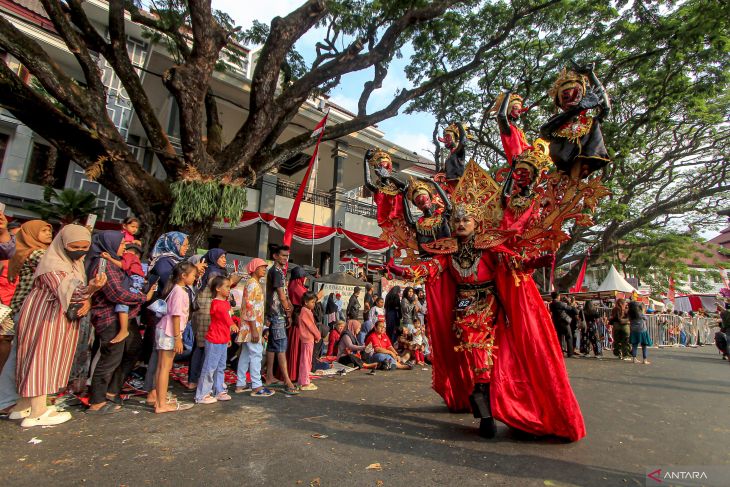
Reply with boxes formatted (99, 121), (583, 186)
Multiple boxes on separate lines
(1, 346), (728, 487)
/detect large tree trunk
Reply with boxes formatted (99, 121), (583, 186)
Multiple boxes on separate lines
(182, 218), (215, 255)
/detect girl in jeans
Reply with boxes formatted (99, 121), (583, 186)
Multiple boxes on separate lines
(196, 276), (239, 404)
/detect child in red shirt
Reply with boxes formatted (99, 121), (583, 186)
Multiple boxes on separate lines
(297, 292), (321, 391)
(196, 276), (240, 404)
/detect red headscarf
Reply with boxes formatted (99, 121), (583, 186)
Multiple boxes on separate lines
(288, 277), (307, 307)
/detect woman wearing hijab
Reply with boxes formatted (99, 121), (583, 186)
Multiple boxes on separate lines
(87, 231), (151, 414)
(325, 293), (338, 329)
(0, 221), (52, 414)
(148, 232), (189, 290)
(0, 221), (52, 372)
(9, 225), (107, 426)
(188, 248), (229, 390)
(337, 320), (376, 370)
(199, 248), (227, 289)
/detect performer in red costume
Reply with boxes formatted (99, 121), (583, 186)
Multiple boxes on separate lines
(413, 161), (586, 441)
(493, 88), (531, 165)
(363, 149), (419, 261)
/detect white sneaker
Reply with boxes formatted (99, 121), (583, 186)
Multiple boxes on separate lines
(21, 408), (71, 427)
(8, 407), (31, 420)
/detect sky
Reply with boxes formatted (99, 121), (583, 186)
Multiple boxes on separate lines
(212, 0), (437, 159)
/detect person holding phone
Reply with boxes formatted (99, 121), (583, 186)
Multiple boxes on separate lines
(9, 225), (107, 427)
(86, 231), (151, 414)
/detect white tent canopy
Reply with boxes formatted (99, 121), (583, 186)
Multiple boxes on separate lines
(596, 265), (638, 293)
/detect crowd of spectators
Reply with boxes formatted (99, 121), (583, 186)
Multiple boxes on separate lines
(0, 212), (426, 428)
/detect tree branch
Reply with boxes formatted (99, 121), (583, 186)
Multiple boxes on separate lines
(39, 0), (105, 109)
(107, 0), (183, 176)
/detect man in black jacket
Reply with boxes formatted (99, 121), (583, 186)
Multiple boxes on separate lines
(347, 286), (362, 321)
(549, 291), (574, 357)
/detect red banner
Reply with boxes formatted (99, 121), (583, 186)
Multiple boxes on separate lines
(569, 249), (590, 293)
(283, 112), (328, 247)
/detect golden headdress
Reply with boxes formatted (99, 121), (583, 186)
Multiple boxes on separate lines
(549, 68), (587, 106)
(489, 92), (524, 115)
(367, 148), (393, 168)
(514, 138), (553, 174)
(441, 122), (474, 142)
(406, 177), (433, 203)
(450, 160), (501, 223)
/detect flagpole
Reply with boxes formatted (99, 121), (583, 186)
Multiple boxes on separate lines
(311, 153), (317, 268)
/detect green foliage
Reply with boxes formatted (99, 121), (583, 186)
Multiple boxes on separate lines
(169, 180), (247, 227)
(25, 186), (103, 224)
(599, 228), (724, 294)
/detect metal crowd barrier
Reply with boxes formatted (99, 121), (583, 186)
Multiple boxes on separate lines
(591, 308), (718, 349)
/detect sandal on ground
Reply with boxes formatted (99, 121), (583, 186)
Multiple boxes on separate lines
(251, 388), (275, 397)
(86, 402), (122, 415)
(107, 395), (124, 406)
(8, 407), (31, 420)
(283, 387), (300, 395)
(196, 394), (217, 405)
(21, 408), (72, 427)
(215, 392), (232, 401)
(156, 402), (194, 413)
(235, 384), (252, 394)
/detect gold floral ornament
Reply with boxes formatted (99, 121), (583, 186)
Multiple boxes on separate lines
(449, 160), (503, 233)
(511, 173), (611, 257)
(548, 68), (587, 107)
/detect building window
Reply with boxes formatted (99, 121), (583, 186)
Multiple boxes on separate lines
(0, 133), (8, 174)
(25, 142), (71, 188)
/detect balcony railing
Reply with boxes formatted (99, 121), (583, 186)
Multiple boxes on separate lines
(275, 178), (333, 208)
(346, 199), (378, 219)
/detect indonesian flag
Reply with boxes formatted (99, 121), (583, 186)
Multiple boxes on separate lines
(569, 249), (590, 293)
(283, 111), (329, 248)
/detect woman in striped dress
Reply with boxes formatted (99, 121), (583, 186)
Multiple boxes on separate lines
(10, 225), (107, 427)
(0, 220), (52, 414)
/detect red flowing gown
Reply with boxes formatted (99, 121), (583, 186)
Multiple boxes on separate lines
(426, 251), (586, 442)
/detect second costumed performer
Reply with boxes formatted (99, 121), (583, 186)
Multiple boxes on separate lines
(411, 162), (586, 441)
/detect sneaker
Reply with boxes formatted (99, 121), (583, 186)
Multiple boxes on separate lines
(9, 407), (31, 420)
(299, 383), (318, 391)
(196, 395), (218, 405)
(251, 387), (275, 397)
(216, 392), (232, 401)
(21, 408), (71, 427)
